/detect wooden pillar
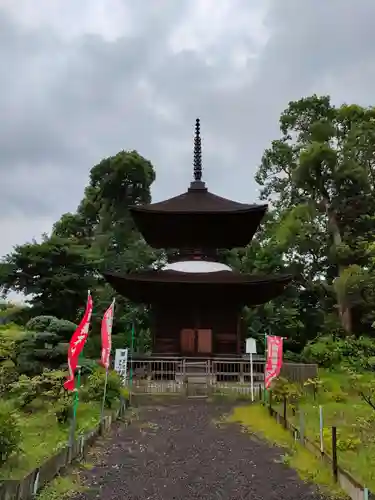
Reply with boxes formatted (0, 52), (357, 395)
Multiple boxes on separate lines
(150, 306), (156, 353)
(236, 313), (242, 355)
(193, 307), (199, 355)
(239, 361), (244, 384)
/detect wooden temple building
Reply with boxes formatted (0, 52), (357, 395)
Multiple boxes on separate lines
(104, 120), (292, 358)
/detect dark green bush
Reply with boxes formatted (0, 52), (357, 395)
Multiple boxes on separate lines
(302, 336), (342, 367)
(284, 350), (302, 362)
(0, 359), (18, 395)
(302, 335), (375, 369)
(54, 399), (72, 424)
(10, 375), (38, 408)
(79, 358), (98, 376)
(16, 331), (68, 375)
(0, 405), (21, 465)
(25, 397), (45, 413)
(81, 368), (122, 408)
(270, 376), (301, 404)
(10, 370), (66, 409)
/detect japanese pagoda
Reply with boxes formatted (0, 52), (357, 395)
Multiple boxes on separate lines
(104, 119), (292, 357)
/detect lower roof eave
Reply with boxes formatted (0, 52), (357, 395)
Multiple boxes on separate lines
(102, 271), (293, 307)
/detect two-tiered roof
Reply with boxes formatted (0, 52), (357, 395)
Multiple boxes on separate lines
(104, 120), (291, 356)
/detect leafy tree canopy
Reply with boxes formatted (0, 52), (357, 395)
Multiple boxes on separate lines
(254, 95), (375, 339)
(0, 151), (157, 349)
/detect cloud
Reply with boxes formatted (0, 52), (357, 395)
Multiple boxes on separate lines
(1, 0), (375, 262)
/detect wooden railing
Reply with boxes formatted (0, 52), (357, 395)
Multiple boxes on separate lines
(128, 356), (318, 395)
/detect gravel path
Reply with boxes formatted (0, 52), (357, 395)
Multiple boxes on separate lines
(74, 400), (325, 500)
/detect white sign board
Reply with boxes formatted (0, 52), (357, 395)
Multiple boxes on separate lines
(246, 337), (257, 354)
(114, 348), (128, 384)
(246, 338), (257, 402)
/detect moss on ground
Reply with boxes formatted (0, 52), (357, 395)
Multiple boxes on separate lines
(35, 462), (95, 500)
(36, 474), (85, 500)
(227, 404), (348, 499)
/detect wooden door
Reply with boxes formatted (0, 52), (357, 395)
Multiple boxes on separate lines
(197, 329), (212, 354)
(180, 328), (195, 354)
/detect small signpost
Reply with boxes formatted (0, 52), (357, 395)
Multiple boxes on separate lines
(114, 348), (129, 385)
(246, 337), (257, 402)
(319, 405), (324, 454)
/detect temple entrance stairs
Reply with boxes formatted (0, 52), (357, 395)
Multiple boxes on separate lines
(181, 360), (213, 398)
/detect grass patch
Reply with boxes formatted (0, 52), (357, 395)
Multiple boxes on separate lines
(276, 370), (375, 491)
(0, 401), (109, 480)
(36, 472), (86, 500)
(228, 404), (348, 499)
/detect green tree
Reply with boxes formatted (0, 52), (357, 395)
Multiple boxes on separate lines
(223, 211), (322, 354)
(70, 151), (158, 344)
(256, 95), (375, 336)
(53, 150), (156, 258)
(0, 150), (158, 343)
(0, 236), (99, 322)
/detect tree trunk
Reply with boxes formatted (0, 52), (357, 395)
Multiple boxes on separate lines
(324, 200), (352, 334)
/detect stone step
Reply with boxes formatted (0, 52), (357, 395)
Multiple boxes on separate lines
(184, 363), (208, 376)
(187, 376), (208, 384)
(186, 381), (210, 397)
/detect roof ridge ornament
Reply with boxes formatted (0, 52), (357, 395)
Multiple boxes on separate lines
(194, 118), (202, 181)
(189, 118), (206, 191)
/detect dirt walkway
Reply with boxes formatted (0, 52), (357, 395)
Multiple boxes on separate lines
(74, 400), (324, 500)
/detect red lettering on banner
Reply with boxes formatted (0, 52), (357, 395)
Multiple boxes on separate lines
(265, 336), (283, 389)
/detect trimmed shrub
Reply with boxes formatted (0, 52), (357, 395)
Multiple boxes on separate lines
(26, 316), (77, 341)
(16, 331), (68, 375)
(26, 316), (57, 332)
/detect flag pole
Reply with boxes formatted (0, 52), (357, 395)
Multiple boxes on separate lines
(264, 331), (268, 403)
(129, 322), (135, 390)
(67, 290), (91, 448)
(100, 298), (115, 425)
(250, 350), (254, 402)
(69, 360), (82, 447)
(263, 333), (286, 405)
(100, 367), (109, 424)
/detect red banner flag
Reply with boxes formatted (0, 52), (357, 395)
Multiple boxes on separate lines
(100, 299), (115, 370)
(64, 292), (93, 391)
(265, 336), (283, 389)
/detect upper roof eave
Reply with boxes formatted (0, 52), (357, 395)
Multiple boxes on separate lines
(129, 196), (268, 215)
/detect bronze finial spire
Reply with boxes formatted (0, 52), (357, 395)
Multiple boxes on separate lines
(193, 118), (202, 181)
(189, 118), (206, 191)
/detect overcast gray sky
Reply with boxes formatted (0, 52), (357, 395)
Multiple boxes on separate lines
(1, 0), (375, 261)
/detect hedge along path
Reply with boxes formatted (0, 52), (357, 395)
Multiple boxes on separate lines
(72, 400), (328, 500)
